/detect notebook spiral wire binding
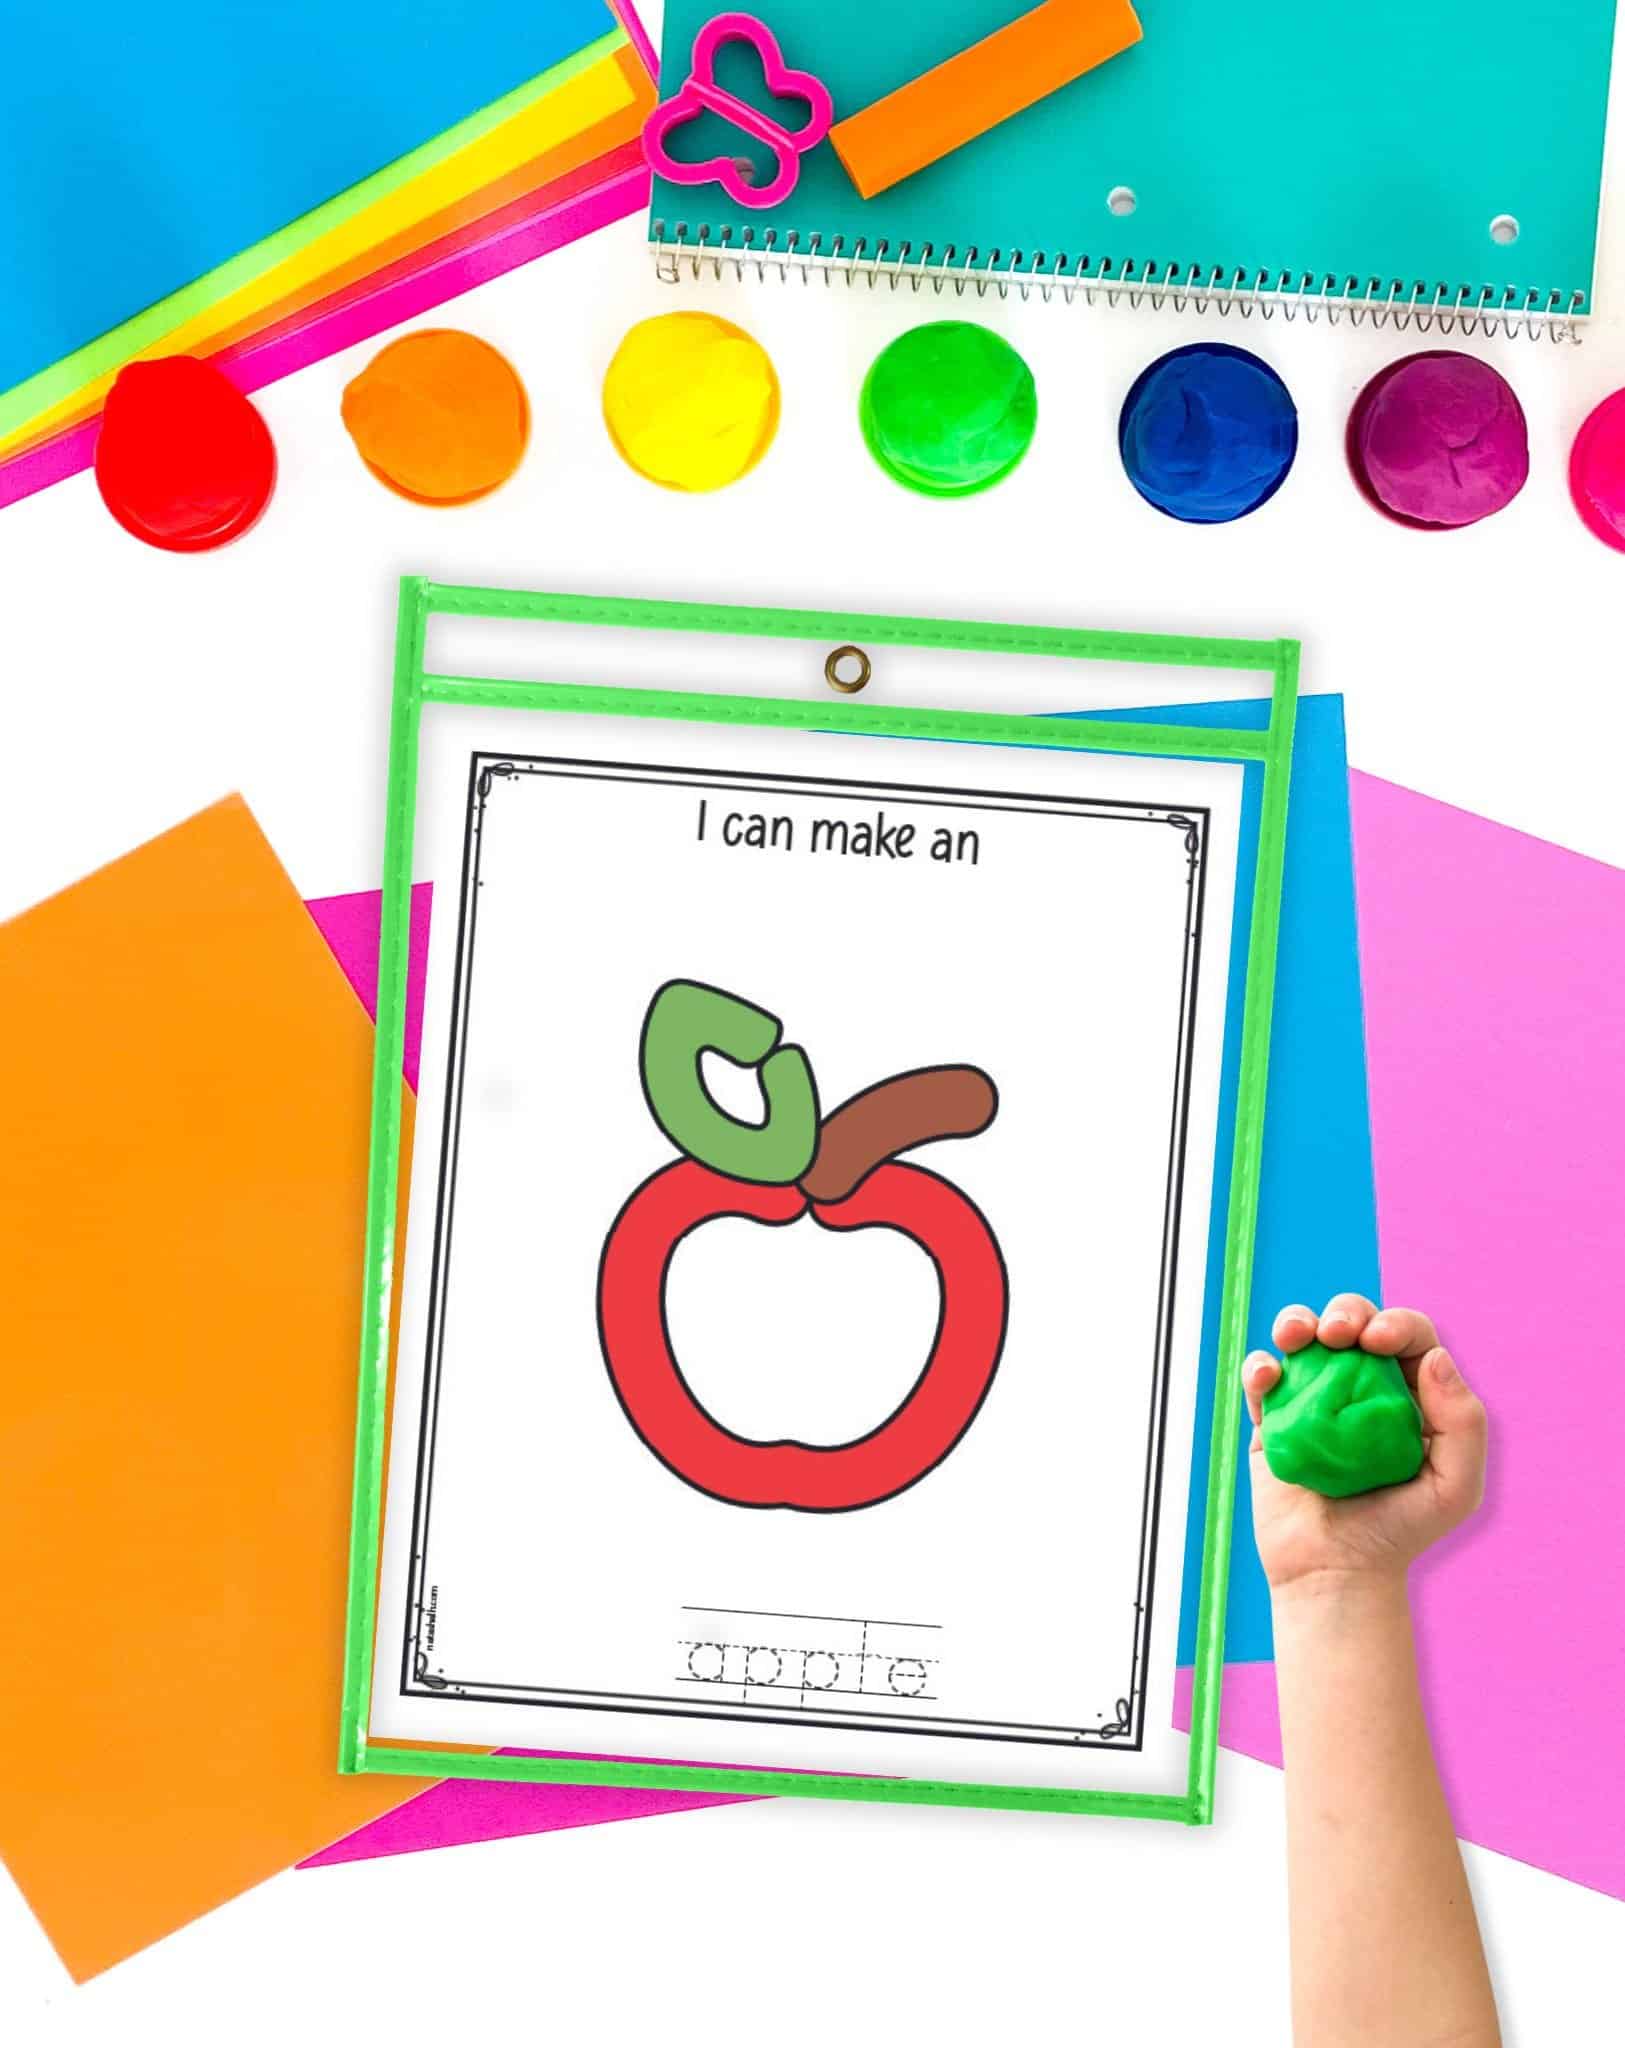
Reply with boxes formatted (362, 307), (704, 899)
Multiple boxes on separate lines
(651, 224), (1586, 343)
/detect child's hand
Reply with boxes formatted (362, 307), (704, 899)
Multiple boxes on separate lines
(1243, 1296), (1487, 1593)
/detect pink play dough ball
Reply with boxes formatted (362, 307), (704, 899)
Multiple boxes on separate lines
(1569, 388), (1625, 553)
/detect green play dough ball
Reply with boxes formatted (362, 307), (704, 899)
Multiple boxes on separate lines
(859, 322), (1037, 497)
(1262, 1340), (1425, 1498)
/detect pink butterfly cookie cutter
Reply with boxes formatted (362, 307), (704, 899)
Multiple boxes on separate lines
(643, 12), (833, 209)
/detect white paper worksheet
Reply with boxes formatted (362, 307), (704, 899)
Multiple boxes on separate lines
(371, 685), (1245, 1799)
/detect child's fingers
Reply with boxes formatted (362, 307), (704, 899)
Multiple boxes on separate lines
(1413, 1347), (1488, 1517)
(1318, 1292), (1378, 1348)
(1242, 1350), (1282, 1426)
(1271, 1304), (1318, 1353)
(1361, 1305), (1442, 1363)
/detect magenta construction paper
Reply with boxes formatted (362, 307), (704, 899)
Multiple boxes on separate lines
(0, 166), (649, 514)
(305, 884), (432, 1093)
(300, 1752), (755, 1866)
(1174, 773), (1625, 1902)
(609, 0), (659, 82)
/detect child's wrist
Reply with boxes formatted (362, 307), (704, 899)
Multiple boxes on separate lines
(1268, 1563), (1411, 1621)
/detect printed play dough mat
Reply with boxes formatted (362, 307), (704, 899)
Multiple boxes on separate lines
(370, 700), (1245, 1797)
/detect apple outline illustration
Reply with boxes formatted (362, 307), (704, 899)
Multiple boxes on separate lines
(597, 980), (1009, 1512)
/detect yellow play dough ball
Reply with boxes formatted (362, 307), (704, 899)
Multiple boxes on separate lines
(602, 312), (780, 491)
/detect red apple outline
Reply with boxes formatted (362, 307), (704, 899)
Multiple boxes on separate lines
(597, 1157), (1008, 1512)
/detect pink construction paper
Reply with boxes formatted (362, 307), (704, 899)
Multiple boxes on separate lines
(1176, 775), (1625, 1902)
(1172, 1663), (1282, 1767)
(304, 883), (432, 1093)
(0, 161), (649, 514)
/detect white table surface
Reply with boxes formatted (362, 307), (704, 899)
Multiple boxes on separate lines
(3, 8), (1622, 2036)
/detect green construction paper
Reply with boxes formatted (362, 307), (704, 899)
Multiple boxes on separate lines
(0, 29), (621, 440)
(1262, 1339), (1424, 1497)
(859, 323), (1037, 497)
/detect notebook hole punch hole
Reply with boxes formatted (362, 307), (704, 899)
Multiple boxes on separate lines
(824, 644), (871, 693)
(1107, 185), (1137, 217)
(1490, 213), (1520, 245)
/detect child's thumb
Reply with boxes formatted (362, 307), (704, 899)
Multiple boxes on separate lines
(1416, 1347), (1487, 1516)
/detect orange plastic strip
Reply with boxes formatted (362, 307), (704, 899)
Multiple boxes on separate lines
(829, 0), (1143, 200)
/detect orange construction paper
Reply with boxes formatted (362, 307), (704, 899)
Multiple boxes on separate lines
(829, 0), (1143, 199)
(0, 798), (430, 1981)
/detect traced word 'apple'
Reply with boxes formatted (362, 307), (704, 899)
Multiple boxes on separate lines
(597, 980), (1008, 1512)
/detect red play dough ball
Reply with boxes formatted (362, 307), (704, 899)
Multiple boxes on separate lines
(1569, 388), (1625, 554)
(95, 356), (276, 551)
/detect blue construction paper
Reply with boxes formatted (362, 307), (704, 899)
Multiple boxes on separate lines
(0, 0), (610, 395)
(1074, 696), (1379, 1666)
(652, 0), (1616, 312)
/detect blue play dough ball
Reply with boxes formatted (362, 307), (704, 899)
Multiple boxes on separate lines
(1119, 343), (1299, 523)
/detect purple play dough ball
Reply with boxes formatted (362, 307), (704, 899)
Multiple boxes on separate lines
(1351, 352), (1528, 528)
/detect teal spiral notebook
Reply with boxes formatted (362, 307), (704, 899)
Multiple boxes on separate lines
(649, 0), (1617, 335)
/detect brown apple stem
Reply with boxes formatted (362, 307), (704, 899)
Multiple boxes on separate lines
(799, 1066), (998, 1204)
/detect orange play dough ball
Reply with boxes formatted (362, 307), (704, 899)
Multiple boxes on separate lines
(340, 329), (529, 504)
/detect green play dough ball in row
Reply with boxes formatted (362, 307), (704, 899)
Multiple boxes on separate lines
(860, 322), (1037, 497)
(1262, 1340), (1425, 1498)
